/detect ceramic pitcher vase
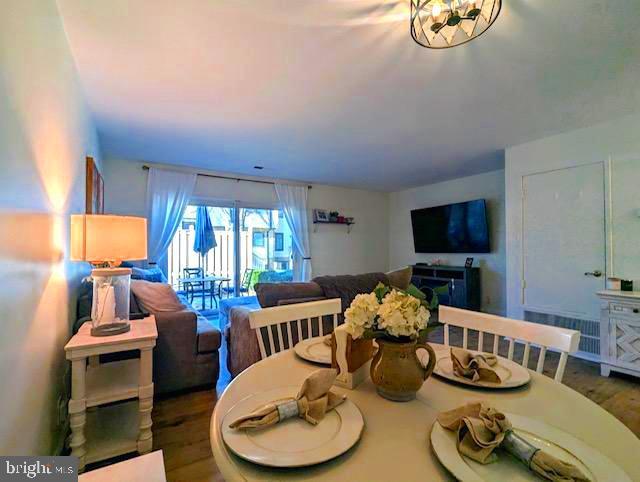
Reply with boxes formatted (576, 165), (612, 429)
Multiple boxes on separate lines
(370, 339), (437, 402)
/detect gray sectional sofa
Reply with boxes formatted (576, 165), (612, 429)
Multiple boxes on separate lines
(225, 270), (411, 378)
(75, 282), (221, 394)
(152, 302), (221, 394)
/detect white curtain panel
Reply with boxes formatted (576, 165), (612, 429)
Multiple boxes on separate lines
(146, 168), (197, 274)
(274, 183), (312, 281)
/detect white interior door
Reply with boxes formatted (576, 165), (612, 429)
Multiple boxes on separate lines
(522, 163), (606, 322)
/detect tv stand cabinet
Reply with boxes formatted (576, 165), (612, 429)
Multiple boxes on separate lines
(411, 264), (480, 310)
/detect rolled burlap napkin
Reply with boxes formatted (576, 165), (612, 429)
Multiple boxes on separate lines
(229, 368), (346, 430)
(450, 348), (502, 383)
(437, 403), (590, 482)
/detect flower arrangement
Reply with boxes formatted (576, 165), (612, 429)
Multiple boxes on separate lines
(344, 283), (440, 342)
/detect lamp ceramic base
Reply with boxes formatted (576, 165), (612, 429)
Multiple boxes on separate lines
(90, 323), (131, 337)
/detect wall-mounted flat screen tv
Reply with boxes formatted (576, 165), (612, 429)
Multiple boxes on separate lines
(411, 199), (490, 253)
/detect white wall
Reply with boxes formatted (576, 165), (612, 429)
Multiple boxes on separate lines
(102, 159), (390, 276)
(308, 185), (389, 276)
(505, 113), (640, 319)
(388, 170), (506, 315)
(610, 158), (640, 281)
(0, 0), (100, 455)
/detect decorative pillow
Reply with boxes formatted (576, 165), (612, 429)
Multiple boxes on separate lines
(130, 280), (186, 313)
(386, 266), (413, 290)
(131, 266), (167, 283)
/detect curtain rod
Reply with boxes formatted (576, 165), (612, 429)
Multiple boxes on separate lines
(141, 165), (312, 189)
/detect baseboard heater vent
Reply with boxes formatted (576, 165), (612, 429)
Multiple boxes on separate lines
(524, 311), (600, 358)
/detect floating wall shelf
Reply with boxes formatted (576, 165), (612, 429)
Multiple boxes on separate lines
(313, 221), (355, 233)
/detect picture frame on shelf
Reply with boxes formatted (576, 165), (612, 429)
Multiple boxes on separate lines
(314, 209), (329, 222)
(465, 257), (474, 268)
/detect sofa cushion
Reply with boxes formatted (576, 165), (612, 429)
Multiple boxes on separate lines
(254, 282), (325, 308)
(386, 266), (413, 290)
(313, 272), (389, 313)
(152, 308), (220, 394)
(196, 315), (222, 353)
(226, 306), (262, 377)
(219, 296), (260, 332)
(131, 280), (186, 313)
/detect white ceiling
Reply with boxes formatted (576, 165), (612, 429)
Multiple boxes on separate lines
(57, 0), (640, 191)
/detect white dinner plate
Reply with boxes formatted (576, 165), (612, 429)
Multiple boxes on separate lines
(294, 336), (333, 365)
(427, 347), (531, 389)
(221, 386), (364, 468)
(430, 412), (631, 482)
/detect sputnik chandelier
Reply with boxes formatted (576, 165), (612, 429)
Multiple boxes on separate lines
(410, 0), (501, 49)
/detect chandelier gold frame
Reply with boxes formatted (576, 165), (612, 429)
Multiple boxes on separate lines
(410, 0), (502, 49)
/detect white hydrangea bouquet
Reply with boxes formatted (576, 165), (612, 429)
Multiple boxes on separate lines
(344, 283), (440, 342)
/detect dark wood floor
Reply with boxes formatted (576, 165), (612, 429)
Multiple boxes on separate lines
(151, 327), (640, 481)
(152, 389), (223, 482)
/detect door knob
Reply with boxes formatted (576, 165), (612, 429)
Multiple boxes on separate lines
(584, 270), (603, 278)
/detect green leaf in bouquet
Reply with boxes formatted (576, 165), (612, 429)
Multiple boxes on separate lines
(374, 282), (390, 302)
(418, 297), (436, 310)
(431, 284), (450, 307)
(405, 283), (427, 300)
(404, 283), (439, 310)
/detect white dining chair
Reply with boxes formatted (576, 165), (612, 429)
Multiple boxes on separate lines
(438, 306), (581, 383)
(248, 298), (342, 359)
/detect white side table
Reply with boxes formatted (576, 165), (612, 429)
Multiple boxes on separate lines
(65, 316), (158, 472)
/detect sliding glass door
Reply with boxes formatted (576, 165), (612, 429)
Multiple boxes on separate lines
(166, 205), (235, 306)
(167, 204), (293, 309)
(238, 208), (293, 292)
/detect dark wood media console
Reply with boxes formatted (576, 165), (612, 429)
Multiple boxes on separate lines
(411, 264), (480, 310)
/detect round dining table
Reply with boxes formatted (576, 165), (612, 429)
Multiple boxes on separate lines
(210, 345), (639, 481)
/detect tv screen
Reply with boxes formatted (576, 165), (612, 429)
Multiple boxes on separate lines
(411, 199), (490, 253)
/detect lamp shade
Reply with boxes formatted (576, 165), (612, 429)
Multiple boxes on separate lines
(71, 215), (147, 264)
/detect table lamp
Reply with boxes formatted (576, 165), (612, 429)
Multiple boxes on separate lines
(71, 215), (147, 336)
